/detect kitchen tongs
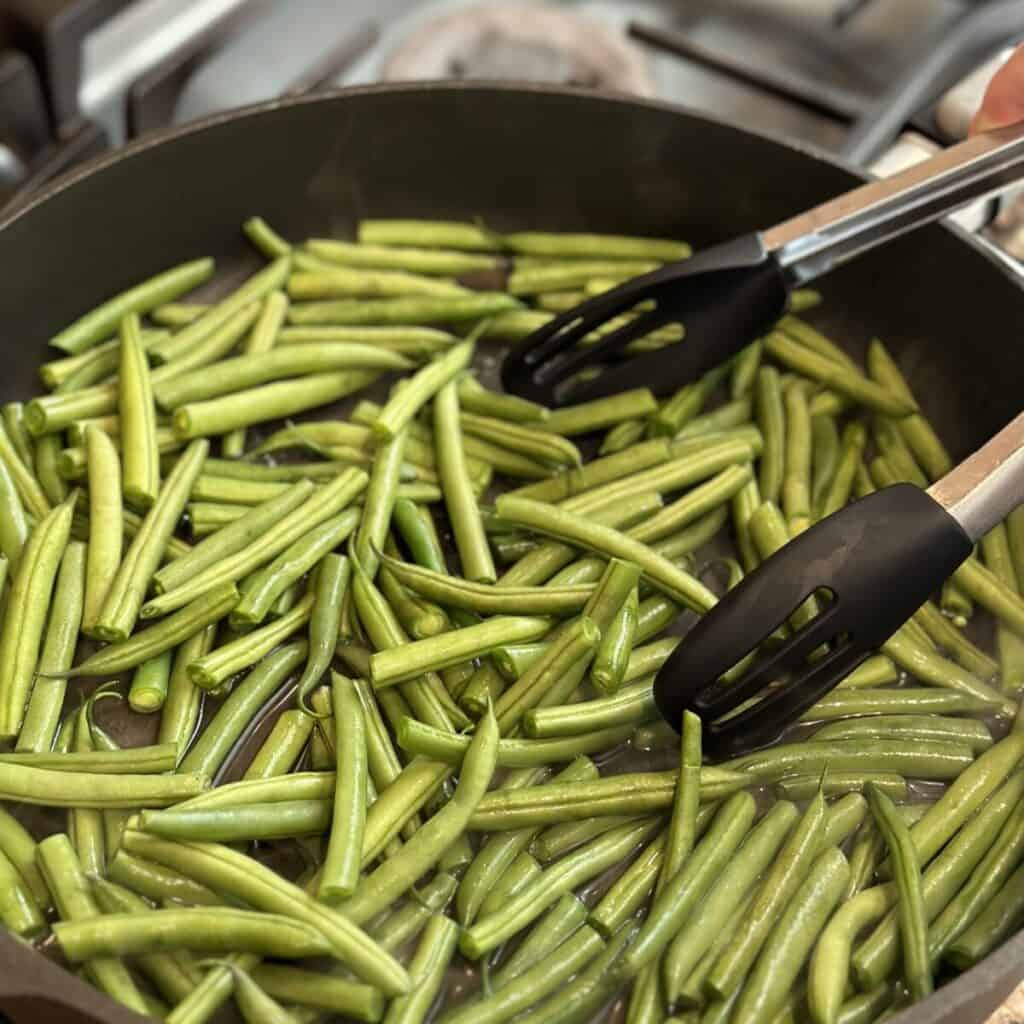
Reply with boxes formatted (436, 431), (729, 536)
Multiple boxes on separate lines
(503, 122), (1024, 406)
(653, 410), (1024, 760)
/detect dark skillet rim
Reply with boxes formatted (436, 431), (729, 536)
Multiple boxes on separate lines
(1, 80), (1022, 1024)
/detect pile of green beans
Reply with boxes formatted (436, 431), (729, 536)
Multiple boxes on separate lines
(1, 215), (1022, 1024)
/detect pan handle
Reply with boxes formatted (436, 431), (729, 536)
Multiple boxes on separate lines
(0, 934), (147, 1024)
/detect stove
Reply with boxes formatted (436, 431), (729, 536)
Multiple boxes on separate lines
(2, 0), (1024, 245)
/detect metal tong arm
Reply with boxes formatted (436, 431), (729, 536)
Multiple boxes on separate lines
(762, 122), (1024, 284)
(928, 409), (1024, 542)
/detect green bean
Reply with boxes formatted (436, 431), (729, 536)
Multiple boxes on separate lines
(766, 332), (915, 415)
(782, 381), (813, 534)
(370, 871), (458, 953)
(431, 386), (494, 584)
(730, 340), (763, 399)
(881, 731), (1024, 879)
(232, 515), (357, 631)
(353, 434), (408, 580)
(755, 365), (786, 503)
(489, 620), (597, 733)
(945, 860), (1024, 970)
(865, 783), (932, 1000)
(0, 805), (51, 910)
(318, 676), (367, 903)
(518, 920), (637, 1024)
(370, 614), (549, 688)
(542, 390), (658, 439)
(252, 966), (385, 1024)
(196, 960), (300, 1024)
(106, 849), (220, 907)
(866, 340), (951, 478)
(927, 796), (1024, 965)
(34, 432), (67, 506)
(37, 834), (149, 1013)
(285, 556), (346, 716)
(443, 924), (605, 1024)
(0, 842), (45, 938)
(363, 338), (471, 442)
(733, 847), (850, 1023)
(508, 260), (656, 295)
(309, 236), (499, 274)
(461, 818), (660, 959)
(353, 562), (467, 731)
(809, 883), (895, 1024)
(600, 418), (647, 454)
(93, 437), (208, 640)
(116, 312), (160, 508)
(289, 262), (470, 300)
(156, 480), (316, 597)
(674, 400), (755, 443)
(0, 457), (28, 570)
(525, 676), (657, 737)
(628, 464), (753, 544)
(16, 540), (85, 751)
(0, 741), (178, 775)
(123, 829), (410, 995)
(188, 591), (312, 690)
(278, 324), (457, 356)
(342, 706), (498, 924)
(242, 709), (314, 781)
(52, 258), (215, 355)
(537, 812), (644, 865)
(66, 583), (237, 682)
(585, 829), (667, 940)
(723, 737), (973, 781)
(469, 769), (743, 831)
(776, 772), (908, 801)
(375, 554), (590, 618)
(125, 649), (173, 714)
(167, 952), (262, 1024)
(508, 439), (669, 503)
(778, 317), (858, 372)
(911, 601), (997, 679)
(56, 907), (332, 962)
(818, 421), (867, 517)
(496, 494), (716, 612)
(478, 851), (544, 919)
(665, 800), (801, 1004)
(172, 369), (379, 439)
(159, 340), (411, 411)
(812, 715), (991, 753)
(192, 473), (295, 505)
(0, 492), (75, 741)
(561, 438), (752, 515)
(806, 686), (1004, 723)
(654, 365), (728, 438)
(491, 894), (589, 988)
(398, 717), (632, 767)
(456, 374), (548, 424)
(591, 586), (638, 693)
(90, 878), (199, 1004)
(240, 216), (291, 257)
(611, 792), (756, 982)
(157, 624), (214, 760)
(457, 766), (559, 924)
(143, 466), (366, 617)
(179, 642), (306, 778)
(140, 799), (330, 843)
(884, 628), (1016, 714)
(149, 255), (289, 365)
(460, 410), (581, 470)
(852, 771), (1024, 988)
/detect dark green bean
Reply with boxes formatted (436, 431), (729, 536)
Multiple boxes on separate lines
(319, 675), (367, 903)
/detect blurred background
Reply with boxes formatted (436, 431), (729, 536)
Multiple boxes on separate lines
(4, 0), (1024, 251)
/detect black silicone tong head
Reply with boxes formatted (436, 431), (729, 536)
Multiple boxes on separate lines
(653, 484), (974, 760)
(500, 234), (789, 407)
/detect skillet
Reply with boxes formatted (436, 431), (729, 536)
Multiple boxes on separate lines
(0, 81), (1021, 1024)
